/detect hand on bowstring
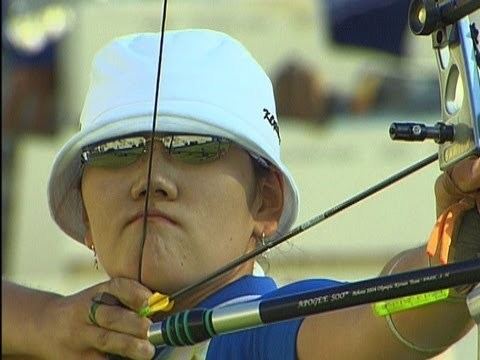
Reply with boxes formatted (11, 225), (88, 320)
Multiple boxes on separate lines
(38, 278), (155, 359)
(427, 157), (480, 264)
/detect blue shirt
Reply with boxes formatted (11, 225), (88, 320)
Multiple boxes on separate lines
(155, 275), (343, 359)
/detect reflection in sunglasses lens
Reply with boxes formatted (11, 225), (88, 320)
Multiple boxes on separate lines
(83, 135), (231, 167)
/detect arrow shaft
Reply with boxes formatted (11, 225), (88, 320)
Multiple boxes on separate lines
(170, 153), (439, 301)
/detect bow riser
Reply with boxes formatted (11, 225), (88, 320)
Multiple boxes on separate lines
(390, 0), (480, 170)
(435, 16), (480, 170)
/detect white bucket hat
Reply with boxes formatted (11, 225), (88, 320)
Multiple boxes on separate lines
(48, 29), (299, 243)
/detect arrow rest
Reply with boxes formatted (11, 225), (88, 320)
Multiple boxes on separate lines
(390, 0), (480, 170)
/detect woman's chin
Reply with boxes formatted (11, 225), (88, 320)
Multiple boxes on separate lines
(141, 267), (186, 294)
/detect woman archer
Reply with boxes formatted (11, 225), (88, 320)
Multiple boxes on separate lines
(2, 29), (480, 360)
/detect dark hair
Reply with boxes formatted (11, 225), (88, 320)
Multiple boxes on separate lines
(252, 157), (271, 182)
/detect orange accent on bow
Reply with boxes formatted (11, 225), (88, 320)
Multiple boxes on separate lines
(426, 200), (474, 264)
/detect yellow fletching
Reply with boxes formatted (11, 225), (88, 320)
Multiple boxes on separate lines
(150, 297), (174, 312)
(138, 292), (174, 317)
(148, 292), (164, 306)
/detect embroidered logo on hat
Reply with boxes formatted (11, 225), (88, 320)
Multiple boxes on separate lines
(263, 108), (280, 143)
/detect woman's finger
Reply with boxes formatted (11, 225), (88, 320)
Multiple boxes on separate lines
(450, 157), (480, 193)
(87, 326), (155, 360)
(92, 303), (152, 338)
(96, 277), (153, 312)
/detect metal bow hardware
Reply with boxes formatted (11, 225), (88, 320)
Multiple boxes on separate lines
(390, 0), (480, 170)
(135, 0), (480, 350)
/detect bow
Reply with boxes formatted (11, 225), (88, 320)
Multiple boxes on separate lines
(140, 0), (480, 349)
(390, 0), (480, 170)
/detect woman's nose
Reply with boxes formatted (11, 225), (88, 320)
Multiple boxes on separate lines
(130, 146), (178, 200)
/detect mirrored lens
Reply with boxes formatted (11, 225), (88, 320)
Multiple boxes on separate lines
(87, 147), (145, 167)
(82, 135), (231, 167)
(162, 135), (231, 163)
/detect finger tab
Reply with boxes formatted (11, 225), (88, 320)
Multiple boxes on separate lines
(93, 292), (122, 306)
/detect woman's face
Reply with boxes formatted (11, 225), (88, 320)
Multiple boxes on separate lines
(81, 139), (279, 294)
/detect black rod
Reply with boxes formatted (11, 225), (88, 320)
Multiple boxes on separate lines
(150, 259), (480, 346)
(259, 258), (479, 322)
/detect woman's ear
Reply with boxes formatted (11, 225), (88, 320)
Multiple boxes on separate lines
(252, 169), (284, 236)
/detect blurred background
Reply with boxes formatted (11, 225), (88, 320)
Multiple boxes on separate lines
(1, 0), (479, 358)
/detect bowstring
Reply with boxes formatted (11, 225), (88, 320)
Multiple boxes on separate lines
(138, 0), (169, 283)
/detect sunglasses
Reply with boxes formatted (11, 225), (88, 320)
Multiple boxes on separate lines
(80, 134), (233, 168)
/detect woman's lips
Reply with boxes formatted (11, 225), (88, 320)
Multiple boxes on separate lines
(128, 210), (177, 226)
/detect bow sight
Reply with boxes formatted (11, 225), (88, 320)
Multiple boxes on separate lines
(390, 0), (480, 170)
